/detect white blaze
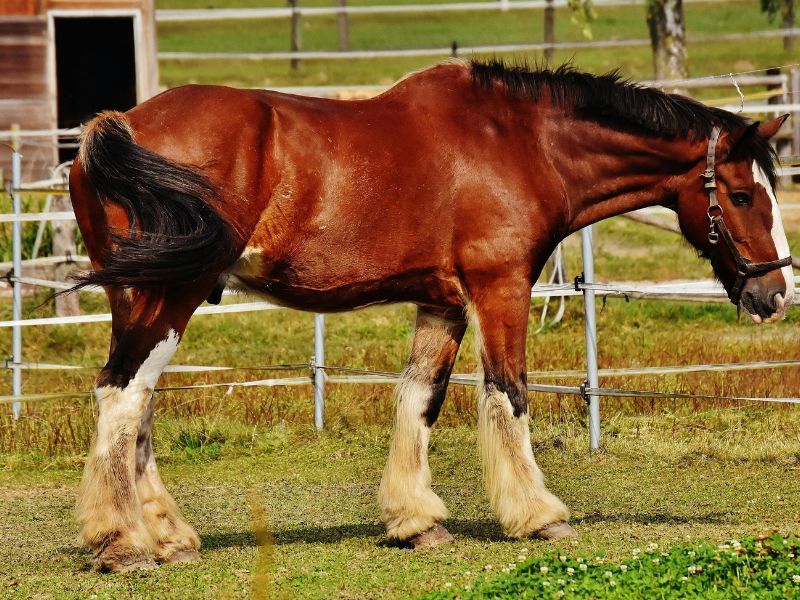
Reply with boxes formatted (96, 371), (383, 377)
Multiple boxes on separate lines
(752, 163), (794, 310)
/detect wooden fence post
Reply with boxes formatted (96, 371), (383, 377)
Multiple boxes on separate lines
(337, 0), (349, 51)
(289, 0), (301, 71)
(544, 0), (554, 64)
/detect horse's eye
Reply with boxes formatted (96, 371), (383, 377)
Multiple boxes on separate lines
(731, 191), (751, 206)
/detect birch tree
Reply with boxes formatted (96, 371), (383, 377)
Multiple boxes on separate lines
(646, 0), (688, 84)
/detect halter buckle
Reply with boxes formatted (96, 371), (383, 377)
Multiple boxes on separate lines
(708, 229), (719, 245)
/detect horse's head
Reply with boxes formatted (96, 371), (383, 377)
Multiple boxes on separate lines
(675, 115), (794, 323)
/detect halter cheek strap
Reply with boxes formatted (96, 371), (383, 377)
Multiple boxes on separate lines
(700, 126), (792, 305)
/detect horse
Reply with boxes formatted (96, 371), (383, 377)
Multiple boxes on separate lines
(67, 59), (794, 571)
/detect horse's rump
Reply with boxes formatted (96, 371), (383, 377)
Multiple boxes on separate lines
(71, 110), (237, 290)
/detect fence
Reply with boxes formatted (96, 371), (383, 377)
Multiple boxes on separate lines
(3, 118), (800, 451)
(153, 0), (799, 86)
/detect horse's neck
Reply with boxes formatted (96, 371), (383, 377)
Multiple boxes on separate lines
(556, 122), (705, 234)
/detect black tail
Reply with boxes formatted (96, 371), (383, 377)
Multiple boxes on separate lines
(74, 111), (236, 290)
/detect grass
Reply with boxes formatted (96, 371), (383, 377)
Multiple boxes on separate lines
(424, 532), (800, 598)
(2, 410), (800, 598)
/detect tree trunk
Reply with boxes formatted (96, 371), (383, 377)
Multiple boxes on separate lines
(782, 0), (795, 52)
(646, 0), (688, 91)
(52, 194), (80, 317)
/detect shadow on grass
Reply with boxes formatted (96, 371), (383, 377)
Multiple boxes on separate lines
(202, 523), (384, 549)
(576, 512), (730, 526)
(203, 512), (730, 549)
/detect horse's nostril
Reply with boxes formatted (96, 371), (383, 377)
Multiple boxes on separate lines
(767, 291), (780, 313)
(740, 290), (757, 315)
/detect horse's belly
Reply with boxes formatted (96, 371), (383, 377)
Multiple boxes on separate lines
(227, 248), (464, 312)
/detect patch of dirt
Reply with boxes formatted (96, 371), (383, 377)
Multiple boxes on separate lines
(0, 485), (73, 499)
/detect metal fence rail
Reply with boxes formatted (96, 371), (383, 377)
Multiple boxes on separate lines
(3, 99), (800, 449)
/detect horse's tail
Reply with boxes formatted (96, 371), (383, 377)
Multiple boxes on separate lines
(73, 110), (236, 289)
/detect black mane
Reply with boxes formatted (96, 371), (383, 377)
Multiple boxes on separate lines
(470, 59), (778, 185)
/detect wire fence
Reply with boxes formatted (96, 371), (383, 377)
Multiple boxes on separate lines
(157, 28), (800, 62)
(3, 63), (800, 449)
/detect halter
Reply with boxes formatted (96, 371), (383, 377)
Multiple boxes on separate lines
(700, 126), (792, 305)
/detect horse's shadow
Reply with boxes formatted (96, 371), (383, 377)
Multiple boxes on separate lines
(203, 511), (728, 549)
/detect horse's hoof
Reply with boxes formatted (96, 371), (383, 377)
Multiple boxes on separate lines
(94, 554), (158, 573)
(533, 521), (578, 541)
(405, 523), (454, 549)
(161, 549), (201, 565)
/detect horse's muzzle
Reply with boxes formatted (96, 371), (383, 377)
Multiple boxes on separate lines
(740, 277), (793, 324)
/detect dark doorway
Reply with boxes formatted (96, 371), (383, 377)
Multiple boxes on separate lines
(54, 17), (137, 162)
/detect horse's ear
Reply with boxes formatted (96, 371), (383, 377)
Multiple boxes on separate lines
(757, 114), (789, 140)
(719, 122), (759, 161)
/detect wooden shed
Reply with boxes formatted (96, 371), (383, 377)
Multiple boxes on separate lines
(0, 0), (158, 180)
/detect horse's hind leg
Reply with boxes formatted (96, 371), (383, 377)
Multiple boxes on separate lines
(136, 394), (201, 564)
(379, 306), (466, 547)
(470, 281), (575, 540)
(77, 288), (207, 571)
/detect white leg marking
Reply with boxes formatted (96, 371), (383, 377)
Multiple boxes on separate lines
(754, 164), (794, 314)
(379, 377), (448, 540)
(78, 330), (181, 553)
(94, 330), (180, 452)
(478, 385), (569, 537)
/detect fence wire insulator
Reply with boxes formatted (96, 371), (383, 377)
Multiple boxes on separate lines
(574, 272), (584, 292)
(579, 380), (589, 405)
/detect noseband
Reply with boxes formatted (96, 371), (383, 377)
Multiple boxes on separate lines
(700, 126), (792, 305)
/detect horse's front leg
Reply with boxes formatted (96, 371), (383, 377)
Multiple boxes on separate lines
(136, 394), (201, 564)
(379, 307), (467, 547)
(471, 279), (576, 540)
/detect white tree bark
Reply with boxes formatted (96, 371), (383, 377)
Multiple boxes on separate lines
(647, 0), (688, 91)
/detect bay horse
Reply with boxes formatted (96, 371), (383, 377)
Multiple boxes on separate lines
(68, 59), (794, 571)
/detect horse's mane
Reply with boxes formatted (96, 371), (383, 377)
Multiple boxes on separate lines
(470, 59), (778, 185)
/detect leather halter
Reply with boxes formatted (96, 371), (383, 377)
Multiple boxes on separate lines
(700, 126), (792, 306)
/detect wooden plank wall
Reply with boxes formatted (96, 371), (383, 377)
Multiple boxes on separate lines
(0, 0), (158, 182)
(0, 17), (56, 181)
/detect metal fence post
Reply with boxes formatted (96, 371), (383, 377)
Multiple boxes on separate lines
(791, 69), (800, 158)
(313, 313), (325, 430)
(10, 124), (23, 419)
(580, 226), (600, 451)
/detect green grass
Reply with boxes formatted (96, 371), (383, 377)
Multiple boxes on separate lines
(424, 532), (800, 598)
(2, 411), (800, 598)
